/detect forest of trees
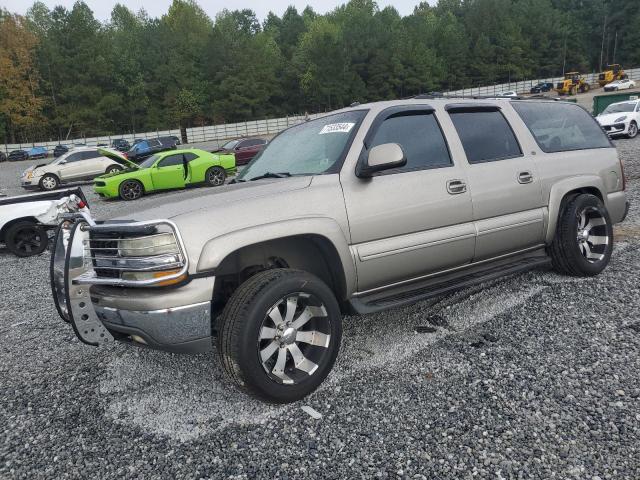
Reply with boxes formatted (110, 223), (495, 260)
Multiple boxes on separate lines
(1, 0), (639, 143)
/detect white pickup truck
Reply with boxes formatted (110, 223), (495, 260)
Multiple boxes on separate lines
(0, 188), (89, 257)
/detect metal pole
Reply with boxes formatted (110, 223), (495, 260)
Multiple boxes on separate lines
(599, 9), (607, 72)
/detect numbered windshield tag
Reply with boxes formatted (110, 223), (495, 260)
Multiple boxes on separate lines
(319, 122), (355, 135)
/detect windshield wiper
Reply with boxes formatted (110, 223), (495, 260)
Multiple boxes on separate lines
(247, 172), (292, 181)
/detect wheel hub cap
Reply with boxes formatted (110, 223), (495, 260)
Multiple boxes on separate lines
(576, 206), (608, 263)
(258, 292), (331, 385)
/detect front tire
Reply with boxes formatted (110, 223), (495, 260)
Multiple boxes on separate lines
(40, 174), (59, 191)
(5, 221), (49, 257)
(627, 121), (638, 139)
(549, 194), (613, 277)
(118, 179), (144, 200)
(205, 166), (226, 187)
(217, 269), (342, 404)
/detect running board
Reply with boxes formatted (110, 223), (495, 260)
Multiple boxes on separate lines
(350, 254), (551, 315)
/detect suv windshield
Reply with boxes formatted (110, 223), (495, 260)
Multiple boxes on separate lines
(139, 154), (160, 168)
(237, 110), (366, 181)
(602, 102), (636, 114)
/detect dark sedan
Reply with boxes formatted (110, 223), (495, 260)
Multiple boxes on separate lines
(530, 82), (554, 94)
(53, 145), (70, 157)
(111, 138), (131, 152)
(124, 138), (176, 162)
(213, 138), (268, 166)
(8, 150), (29, 162)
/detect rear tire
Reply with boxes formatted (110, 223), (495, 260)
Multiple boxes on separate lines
(217, 269), (342, 404)
(205, 166), (226, 187)
(5, 221), (49, 257)
(549, 194), (613, 277)
(118, 179), (144, 200)
(40, 174), (59, 191)
(106, 165), (122, 175)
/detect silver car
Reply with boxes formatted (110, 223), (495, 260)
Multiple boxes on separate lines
(21, 147), (125, 191)
(51, 98), (629, 403)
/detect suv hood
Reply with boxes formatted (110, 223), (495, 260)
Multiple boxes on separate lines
(597, 112), (633, 124)
(119, 177), (313, 222)
(98, 147), (139, 169)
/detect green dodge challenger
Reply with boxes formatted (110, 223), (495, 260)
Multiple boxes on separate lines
(94, 148), (236, 200)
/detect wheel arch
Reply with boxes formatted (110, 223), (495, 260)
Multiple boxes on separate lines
(545, 176), (606, 244)
(196, 219), (356, 311)
(0, 216), (39, 243)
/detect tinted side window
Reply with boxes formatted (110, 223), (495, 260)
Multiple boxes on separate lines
(369, 112), (452, 172)
(148, 139), (161, 148)
(184, 153), (198, 162)
(157, 154), (184, 167)
(449, 109), (522, 163)
(237, 141), (250, 149)
(81, 150), (99, 160)
(511, 102), (611, 153)
(65, 153), (83, 163)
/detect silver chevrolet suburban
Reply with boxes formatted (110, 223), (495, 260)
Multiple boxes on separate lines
(50, 98), (629, 403)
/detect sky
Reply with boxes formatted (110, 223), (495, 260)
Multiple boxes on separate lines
(5, 0), (432, 21)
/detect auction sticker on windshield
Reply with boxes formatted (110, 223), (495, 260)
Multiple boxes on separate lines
(319, 123), (355, 135)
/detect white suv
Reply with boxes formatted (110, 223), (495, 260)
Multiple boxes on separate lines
(21, 147), (126, 191)
(596, 99), (639, 138)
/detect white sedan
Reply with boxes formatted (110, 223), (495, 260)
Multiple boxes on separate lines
(603, 78), (636, 92)
(596, 99), (640, 138)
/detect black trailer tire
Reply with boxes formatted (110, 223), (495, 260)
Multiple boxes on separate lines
(216, 268), (342, 404)
(5, 221), (49, 257)
(549, 193), (613, 277)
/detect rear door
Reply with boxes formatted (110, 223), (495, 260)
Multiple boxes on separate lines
(446, 104), (545, 261)
(151, 154), (187, 190)
(57, 152), (86, 181)
(80, 150), (106, 178)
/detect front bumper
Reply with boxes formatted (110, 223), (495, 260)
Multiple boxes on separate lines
(600, 122), (629, 136)
(50, 216), (215, 353)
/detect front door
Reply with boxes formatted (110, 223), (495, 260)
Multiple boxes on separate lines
(446, 105), (545, 261)
(151, 154), (187, 190)
(341, 106), (476, 292)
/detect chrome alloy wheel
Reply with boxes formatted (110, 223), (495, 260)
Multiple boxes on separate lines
(121, 180), (142, 200)
(258, 292), (331, 385)
(628, 122), (638, 138)
(576, 206), (609, 263)
(207, 168), (225, 186)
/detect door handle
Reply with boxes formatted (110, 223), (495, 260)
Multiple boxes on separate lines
(518, 171), (534, 184)
(446, 179), (467, 195)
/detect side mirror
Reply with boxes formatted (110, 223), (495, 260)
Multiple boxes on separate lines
(59, 160), (67, 165)
(356, 143), (406, 178)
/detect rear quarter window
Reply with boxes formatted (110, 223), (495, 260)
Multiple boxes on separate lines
(511, 102), (611, 153)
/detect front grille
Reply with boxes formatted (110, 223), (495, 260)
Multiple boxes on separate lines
(88, 231), (129, 279)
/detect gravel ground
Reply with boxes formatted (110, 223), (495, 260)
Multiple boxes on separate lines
(1, 138), (639, 479)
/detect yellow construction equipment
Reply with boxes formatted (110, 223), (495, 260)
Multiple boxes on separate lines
(555, 72), (591, 96)
(598, 64), (626, 87)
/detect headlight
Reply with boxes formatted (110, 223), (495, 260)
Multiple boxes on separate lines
(118, 233), (180, 257)
(614, 116), (628, 123)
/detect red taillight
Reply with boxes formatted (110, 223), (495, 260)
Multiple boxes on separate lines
(77, 200), (87, 209)
(123, 152), (128, 158)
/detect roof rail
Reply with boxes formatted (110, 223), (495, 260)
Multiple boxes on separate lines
(413, 93), (560, 101)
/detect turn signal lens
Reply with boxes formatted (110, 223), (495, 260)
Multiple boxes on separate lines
(121, 269), (187, 286)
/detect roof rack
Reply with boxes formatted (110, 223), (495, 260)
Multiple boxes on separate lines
(413, 92), (560, 101)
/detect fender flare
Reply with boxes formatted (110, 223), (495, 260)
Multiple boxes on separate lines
(196, 217), (356, 296)
(545, 175), (605, 244)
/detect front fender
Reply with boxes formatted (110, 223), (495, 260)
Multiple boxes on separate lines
(545, 175), (606, 244)
(196, 216), (357, 296)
